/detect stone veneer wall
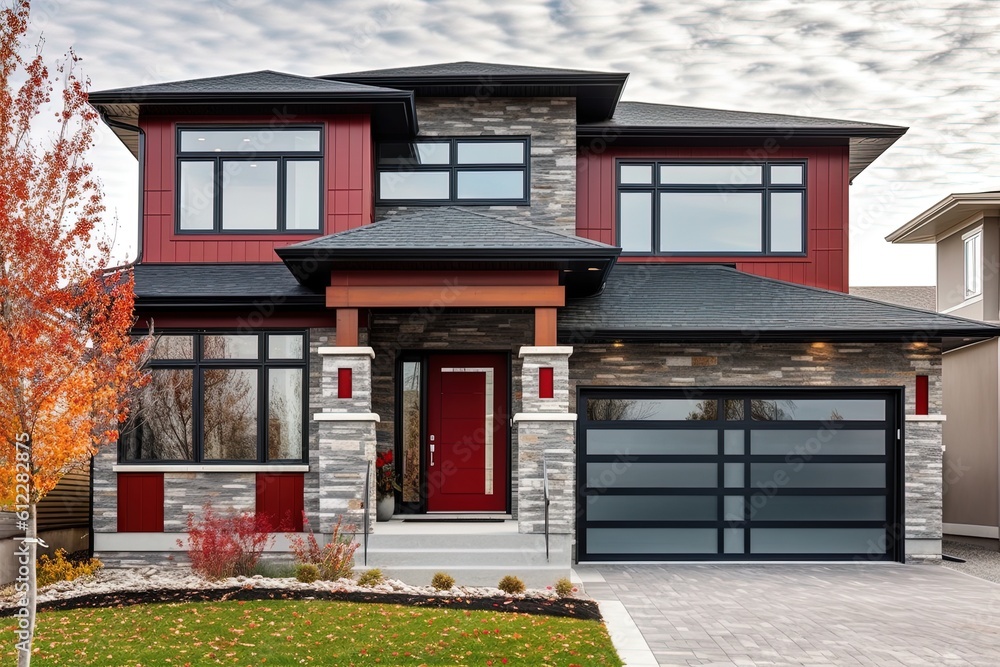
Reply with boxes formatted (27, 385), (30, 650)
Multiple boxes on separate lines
(376, 97), (577, 233)
(569, 340), (944, 561)
(368, 311), (534, 516)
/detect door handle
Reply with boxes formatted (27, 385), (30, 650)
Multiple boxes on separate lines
(430, 444), (435, 467)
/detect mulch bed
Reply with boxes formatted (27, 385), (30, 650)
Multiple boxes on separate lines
(0, 587), (602, 621)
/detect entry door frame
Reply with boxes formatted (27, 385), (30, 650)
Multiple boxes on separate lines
(393, 350), (513, 515)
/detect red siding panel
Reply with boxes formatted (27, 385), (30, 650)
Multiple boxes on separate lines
(256, 473), (304, 532)
(338, 367), (353, 399)
(117, 473), (164, 532)
(915, 375), (929, 415)
(538, 367), (554, 399)
(581, 145), (851, 291)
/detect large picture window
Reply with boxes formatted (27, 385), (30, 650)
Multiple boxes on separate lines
(617, 161), (807, 256)
(122, 332), (308, 463)
(376, 137), (529, 205)
(177, 127), (322, 233)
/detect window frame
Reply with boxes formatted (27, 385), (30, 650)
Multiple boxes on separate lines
(175, 125), (325, 235)
(963, 227), (983, 299)
(375, 136), (531, 206)
(120, 331), (309, 465)
(616, 159), (808, 257)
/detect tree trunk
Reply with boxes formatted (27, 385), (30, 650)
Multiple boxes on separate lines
(16, 501), (37, 667)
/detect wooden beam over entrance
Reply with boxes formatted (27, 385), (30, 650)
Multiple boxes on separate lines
(326, 285), (565, 309)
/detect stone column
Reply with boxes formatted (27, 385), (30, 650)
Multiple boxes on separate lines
(315, 346), (378, 533)
(904, 415), (945, 562)
(514, 346), (575, 535)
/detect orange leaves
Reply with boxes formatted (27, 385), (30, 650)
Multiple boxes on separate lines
(0, 0), (148, 507)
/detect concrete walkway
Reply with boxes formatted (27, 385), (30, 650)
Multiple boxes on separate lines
(577, 563), (1000, 666)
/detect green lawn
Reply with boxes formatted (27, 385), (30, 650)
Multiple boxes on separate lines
(3, 600), (623, 666)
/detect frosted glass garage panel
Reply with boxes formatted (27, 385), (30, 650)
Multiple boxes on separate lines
(750, 399), (885, 421)
(587, 462), (717, 489)
(587, 429), (717, 455)
(751, 528), (886, 554)
(751, 496), (886, 522)
(750, 463), (885, 488)
(587, 528), (718, 554)
(587, 398), (718, 421)
(587, 495), (717, 522)
(750, 430), (885, 456)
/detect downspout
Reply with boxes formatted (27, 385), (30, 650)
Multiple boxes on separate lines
(98, 112), (145, 266)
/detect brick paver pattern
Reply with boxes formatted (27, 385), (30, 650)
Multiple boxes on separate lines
(584, 564), (1000, 666)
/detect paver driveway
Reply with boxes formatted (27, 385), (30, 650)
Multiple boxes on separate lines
(578, 563), (1000, 666)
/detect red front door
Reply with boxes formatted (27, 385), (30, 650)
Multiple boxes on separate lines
(426, 354), (508, 512)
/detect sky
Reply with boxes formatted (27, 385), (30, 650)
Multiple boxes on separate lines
(27, 0), (1000, 286)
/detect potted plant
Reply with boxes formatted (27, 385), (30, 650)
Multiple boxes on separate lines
(375, 450), (400, 521)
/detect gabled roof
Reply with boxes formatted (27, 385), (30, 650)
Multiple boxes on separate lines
(132, 263), (323, 307)
(276, 208), (619, 297)
(559, 264), (998, 343)
(849, 286), (937, 311)
(579, 101), (908, 182)
(90, 70), (417, 157)
(886, 191), (1000, 244)
(325, 61), (628, 123)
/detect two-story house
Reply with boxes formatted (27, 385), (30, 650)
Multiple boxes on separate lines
(888, 192), (1000, 545)
(87, 62), (998, 583)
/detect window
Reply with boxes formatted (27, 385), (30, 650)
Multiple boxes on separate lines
(177, 127), (322, 233)
(617, 161), (806, 255)
(122, 332), (307, 463)
(964, 228), (983, 298)
(376, 138), (529, 205)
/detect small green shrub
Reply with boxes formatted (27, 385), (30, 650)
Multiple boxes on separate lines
(430, 572), (455, 591)
(497, 575), (525, 595)
(37, 549), (102, 587)
(295, 563), (320, 583)
(252, 561), (297, 579)
(357, 568), (384, 587)
(554, 577), (575, 597)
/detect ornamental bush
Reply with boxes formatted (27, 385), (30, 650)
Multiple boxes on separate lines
(431, 572), (455, 591)
(36, 549), (102, 587)
(356, 568), (384, 587)
(286, 513), (359, 581)
(178, 504), (274, 580)
(497, 575), (525, 595)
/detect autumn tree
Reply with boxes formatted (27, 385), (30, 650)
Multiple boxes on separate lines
(0, 2), (148, 664)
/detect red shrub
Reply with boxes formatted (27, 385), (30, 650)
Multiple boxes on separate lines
(178, 504), (275, 580)
(287, 513), (359, 581)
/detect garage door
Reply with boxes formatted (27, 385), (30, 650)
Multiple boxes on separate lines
(578, 389), (902, 561)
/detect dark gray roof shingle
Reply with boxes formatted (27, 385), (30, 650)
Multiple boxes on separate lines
(286, 208), (615, 251)
(133, 264), (322, 303)
(327, 61), (621, 79)
(90, 70), (403, 99)
(849, 286), (937, 312)
(560, 264), (996, 339)
(593, 101), (905, 132)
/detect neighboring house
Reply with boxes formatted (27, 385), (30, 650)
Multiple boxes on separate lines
(1, 465), (91, 583)
(849, 286), (937, 312)
(85, 62), (998, 584)
(887, 192), (1000, 542)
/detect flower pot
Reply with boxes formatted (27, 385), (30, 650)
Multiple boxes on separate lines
(376, 496), (395, 522)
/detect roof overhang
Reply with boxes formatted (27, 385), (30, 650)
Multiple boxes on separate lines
(275, 246), (619, 298)
(887, 192), (1000, 244)
(559, 328), (999, 348)
(323, 72), (629, 123)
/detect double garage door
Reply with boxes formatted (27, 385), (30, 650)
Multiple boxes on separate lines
(578, 389), (902, 562)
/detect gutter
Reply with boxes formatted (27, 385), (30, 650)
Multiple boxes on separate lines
(99, 112), (145, 266)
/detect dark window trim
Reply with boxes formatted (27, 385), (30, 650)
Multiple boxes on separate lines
(175, 125), (324, 235)
(120, 330), (309, 465)
(376, 136), (531, 206)
(616, 159), (808, 257)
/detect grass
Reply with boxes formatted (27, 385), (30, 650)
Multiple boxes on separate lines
(3, 599), (623, 666)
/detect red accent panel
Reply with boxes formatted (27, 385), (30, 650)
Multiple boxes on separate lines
(539, 367), (554, 399)
(426, 354), (508, 512)
(141, 114), (373, 263)
(117, 473), (164, 532)
(255, 473), (304, 532)
(916, 375), (929, 415)
(578, 145), (850, 291)
(338, 367), (353, 399)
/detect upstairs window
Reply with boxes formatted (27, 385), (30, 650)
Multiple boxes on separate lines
(121, 332), (307, 464)
(376, 137), (530, 205)
(964, 228), (983, 298)
(617, 161), (807, 256)
(177, 127), (322, 233)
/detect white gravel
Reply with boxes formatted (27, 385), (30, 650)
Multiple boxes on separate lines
(943, 538), (1000, 585)
(0, 565), (562, 612)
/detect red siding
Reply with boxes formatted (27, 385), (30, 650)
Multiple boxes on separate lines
(915, 375), (929, 415)
(538, 367), (554, 399)
(576, 145), (851, 292)
(117, 473), (164, 532)
(255, 473), (304, 532)
(338, 367), (353, 399)
(141, 114), (373, 263)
